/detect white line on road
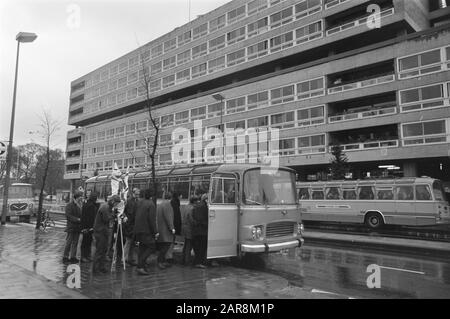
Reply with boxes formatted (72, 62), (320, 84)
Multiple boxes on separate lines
(311, 288), (356, 299)
(379, 266), (425, 275)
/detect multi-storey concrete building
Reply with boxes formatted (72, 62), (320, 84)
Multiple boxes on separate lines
(65, 0), (450, 191)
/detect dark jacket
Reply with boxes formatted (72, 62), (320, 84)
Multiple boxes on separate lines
(93, 202), (114, 235)
(157, 200), (175, 243)
(181, 203), (194, 239)
(123, 197), (139, 238)
(80, 199), (99, 231)
(65, 201), (82, 233)
(171, 197), (182, 235)
(192, 200), (208, 237)
(134, 199), (158, 239)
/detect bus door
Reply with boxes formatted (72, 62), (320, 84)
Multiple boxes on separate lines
(394, 185), (416, 224)
(207, 173), (238, 258)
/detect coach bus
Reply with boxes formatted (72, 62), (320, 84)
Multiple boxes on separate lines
(0, 183), (34, 223)
(85, 163), (304, 258)
(296, 177), (450, 229)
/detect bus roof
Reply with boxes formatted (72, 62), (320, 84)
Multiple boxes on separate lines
(85, 163), (295, 183)
(296, 177), (439, 186)
(0, 183), (32, 188)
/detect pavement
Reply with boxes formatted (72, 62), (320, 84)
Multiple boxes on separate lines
(0, 222), (342, 299)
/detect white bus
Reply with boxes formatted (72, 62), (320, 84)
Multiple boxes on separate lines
(0, 183), (35, 223)
(296, 177), (450, 229)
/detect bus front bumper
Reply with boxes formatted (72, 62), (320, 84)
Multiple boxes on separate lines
(240, 238), (304, 253)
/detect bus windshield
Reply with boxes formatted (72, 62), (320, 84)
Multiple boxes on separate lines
(243, 168), (296, 205)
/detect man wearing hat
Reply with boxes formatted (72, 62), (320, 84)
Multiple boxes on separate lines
(92, 195), (121, 273)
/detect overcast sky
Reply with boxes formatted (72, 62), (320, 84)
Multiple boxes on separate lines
(0, 0), (229, 151)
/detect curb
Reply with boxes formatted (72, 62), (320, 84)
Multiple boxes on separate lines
(303, 231), (450, 252)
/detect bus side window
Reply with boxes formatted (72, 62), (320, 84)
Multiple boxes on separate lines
(223, 179), (236, 203)
(312, 189), (324, 200)
(416, 185), (432, 201)
(343, 189), (357, 200)
(396, 186), (414, 201)
(211, 178), (224, 204)
(377, 188), (394, 200)
(326, 187), (340, 200)
(299, 188), (310, 200)
(358, 186), (374, 200)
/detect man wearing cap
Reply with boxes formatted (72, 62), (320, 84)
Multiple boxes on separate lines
(63, 191), (83, 263)
(93, 195), (121, 273)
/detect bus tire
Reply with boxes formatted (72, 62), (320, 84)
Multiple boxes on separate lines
(365, 212), (384, 229)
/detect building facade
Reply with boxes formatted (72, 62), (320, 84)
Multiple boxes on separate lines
(65, 0), (450, 190)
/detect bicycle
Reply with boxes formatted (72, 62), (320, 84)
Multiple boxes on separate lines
(39, 209), (56, 231)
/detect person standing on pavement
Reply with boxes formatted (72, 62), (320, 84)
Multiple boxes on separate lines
(134, 189), (158, 275)
(165, 192), (181, 264)
(63, 191), (83, 263)
(156, 192), (175, 269)
(80, 192), (99, 263)
(92, 195), (121, 274)
(192, 193), (209, 269)
(181, 196), (196, 266)
(123, 188), (140, 266)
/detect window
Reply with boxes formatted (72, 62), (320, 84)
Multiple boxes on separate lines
(271, 111), (295, 129)
(136, 120), (147, 133)
(115, 126), (124, 137)
(193, 23), (208, 39)
(175, 110), (190, 124)
(297, 77), (325, 100)
(128, 72), (138, 84)
(247, 116), (268, 129)
(279, 138), (296, 155)
(135, 139), (146, 150)
(326, 187), (340, 200)
(151, 44), (163, 58)
(207, 102), (224, 118)
(209, 14), (226, 32)
(416, 185), (432, 201)
(177, 30), (192, 46)
(135, 157), (146, 168)
(225, 120), (246, 131)
(211, 177), (236, 204)
(150, 79), (161, 93)
(177, 49), (191, 65)
(109, 79), (118, 91)
(117, 92), (126, 104)
(140, 50), (151, 63)
(176, 69), (191, 83)
(396, 185), (414, 200)
(270, 31), (294, 52)
(227, 49), (246, 67)
(270, 85), (295, 105)
(227, 26), (246, 45)
(106, 129), (115, 140)
(110, 65), (118, 76)
(208, 56), (226, 73)
(125, 140), (135, 152)
(298, 134), (325, 154)
(151, 61), (162, 75)
(159, 153), (172, 165)
(97, 146), (105, 156)
(114, 143), (124, 154)
(248, 0), (268, 15)
(402, 120), (447, 146)
(398, 48), (443, 79)
(358, 186), (374, 200)
(295, 0), (322, 20)
(192, 43), (207, 59)
(226, 97), (246, 114)
(209, 35), (226, 53)
(399, 84), (445, 112)
(128, 56), (138, 68)
(161, 114), (174, 128)
(227, 5), (246, 24)
(124, 158), (134, 169)
(105, 145), (113, 155)
(191, 106), (206, 121)
(119, 61), (128, 73)
(138, 66), (150, 80)
(299, 188), (310, 200)
(247, 17), (269, 38)
(343, 188), (357, 200)
(100, 70), (109, 81)
(127, 87), (137, 100)
(99, 84), (108, 95)
(92, 73), (100, 85)
(160, 134), (172, 147)
(126, 123), (136, 136)
(163, 38), (177, 53)
(247, 91), (269, 110)
(107, 94), (117, 106)
(270, 7), (293, 29)
(163, 56), (176, 71)
(247, 40), (269, 60)
(162, 75), (175, 88)
(377, 187), (394, 200)
(295, 20), (322, 44)
(118, 77), (127, 88)
(192, 63), (207, 78)
(297, 105), (325, 127)
(311, 189), (324, 200)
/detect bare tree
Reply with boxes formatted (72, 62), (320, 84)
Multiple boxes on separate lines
(35, 109), (61, 229)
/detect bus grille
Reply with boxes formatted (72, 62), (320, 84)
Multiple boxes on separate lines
(266, 222), (295, 238)
(10, 203), (28, 211)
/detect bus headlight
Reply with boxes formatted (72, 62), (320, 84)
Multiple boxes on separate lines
(297, 223), (304, 235)
(251, 226), (264, 240)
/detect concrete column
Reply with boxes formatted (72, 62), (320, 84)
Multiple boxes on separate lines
(403, 162), (418, 177)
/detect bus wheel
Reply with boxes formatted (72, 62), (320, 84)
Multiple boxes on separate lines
(365, 212), (384, 229)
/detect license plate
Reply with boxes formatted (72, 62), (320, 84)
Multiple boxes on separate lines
(10, 216), (19, 222)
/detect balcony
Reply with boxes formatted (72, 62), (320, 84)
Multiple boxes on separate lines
(328, 73), (394, 94)
(324, 0), (350, 10)
(336, 139), (399, 152)
(329, 105), (397, 123)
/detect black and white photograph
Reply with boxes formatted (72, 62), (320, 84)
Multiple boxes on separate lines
(1, 0), (450, 305)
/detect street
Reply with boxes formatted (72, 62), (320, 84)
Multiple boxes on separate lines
(1, 220), (449, 299)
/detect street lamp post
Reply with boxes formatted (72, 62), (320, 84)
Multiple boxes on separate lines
(212, 93), (225, 162)
(1, 32), (37, 226)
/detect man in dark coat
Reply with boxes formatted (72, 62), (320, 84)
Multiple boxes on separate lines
(80, 192), (99, 262)
(157, 193), (175, 269)
(123, 188), (140, 266)
(93, 195), (121, 274)
(63, 191), (83, 263)
(192, 193), (209, 268)
(165, 192), (181, 263)
(134, 189), (158, 275)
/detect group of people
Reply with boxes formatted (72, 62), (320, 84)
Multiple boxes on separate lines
(62, 187), (211, 275)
